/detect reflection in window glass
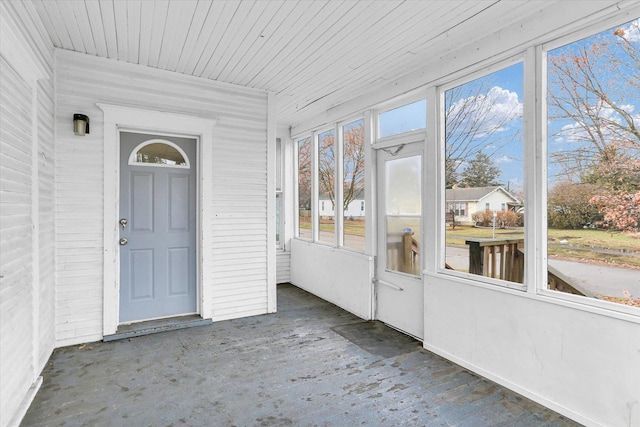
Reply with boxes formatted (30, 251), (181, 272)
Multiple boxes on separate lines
(343, 119), (366, 251)
(444, 62), (525, 284)
(379, 99), (426, 138)
(133, 142), (187, 166)
(297, 137), (312, 239)
(318, 129), (336, 244)
(386, 155), (421, 276)
(547, 20), (640, 309)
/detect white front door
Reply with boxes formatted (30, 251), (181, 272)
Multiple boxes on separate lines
(376, 142), (424, 339)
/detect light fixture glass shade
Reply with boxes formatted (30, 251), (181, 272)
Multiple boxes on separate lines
(73, 114), (89, 136)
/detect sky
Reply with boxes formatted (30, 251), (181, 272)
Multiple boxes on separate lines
(380, 18), (640, 195)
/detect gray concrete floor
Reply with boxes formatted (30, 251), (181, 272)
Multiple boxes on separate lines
(22, 284), (579, 427)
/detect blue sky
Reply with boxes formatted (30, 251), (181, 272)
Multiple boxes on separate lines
(376, 18), (639, 196)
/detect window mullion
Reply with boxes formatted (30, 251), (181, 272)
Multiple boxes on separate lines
(312, 131), (319, 242)
(336, 123), (344, 247)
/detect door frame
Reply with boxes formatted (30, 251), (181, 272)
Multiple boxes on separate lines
(99, 103), (218, 336)
(374, 140), (425, 340)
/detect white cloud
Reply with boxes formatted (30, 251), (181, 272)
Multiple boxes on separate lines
(557, 98), (640, 146)
(448, 86), (523, 139)
(618, 19), (640, 42)
(494, 155), (513, 164)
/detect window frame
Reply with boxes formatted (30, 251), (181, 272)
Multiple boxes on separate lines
(436, 55), (528, 292)
(128, 139), (190, 168)
(535, 16), (640, 317)
(373, 91), (428, 149)
(339, 115), (367, 253)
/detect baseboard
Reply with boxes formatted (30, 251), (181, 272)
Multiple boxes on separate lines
(422, 343), (599, 427)
(7, 376), (42, 427)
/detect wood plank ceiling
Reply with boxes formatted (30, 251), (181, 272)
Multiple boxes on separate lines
(21, 0), (610, 126)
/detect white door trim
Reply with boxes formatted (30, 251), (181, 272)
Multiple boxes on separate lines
(98, 103), (218, 336)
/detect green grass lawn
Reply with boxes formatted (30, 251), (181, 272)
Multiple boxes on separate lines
(446, 226), (640, 268)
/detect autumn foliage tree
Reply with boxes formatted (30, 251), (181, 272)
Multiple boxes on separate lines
(548, 18), (640, 232)
(547, 181), (603, 229)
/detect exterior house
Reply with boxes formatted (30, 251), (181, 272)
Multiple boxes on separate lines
(1, 2), (639, 427)
(446, 186), (521, 225)
(319, 192), (365, 219)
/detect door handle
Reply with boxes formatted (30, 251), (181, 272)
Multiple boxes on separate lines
(119, 218), (128, 230)
(376, 279), (404, 291)
(119, 238), (128, 246)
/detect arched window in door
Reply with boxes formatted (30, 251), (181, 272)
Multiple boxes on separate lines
(128, 139), (190, 168)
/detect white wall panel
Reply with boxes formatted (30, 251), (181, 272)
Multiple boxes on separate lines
(0, 56), (34, 425)
(0, 3), (55, 425)
(290, 239), (373, 320)
(423, 275), (640, 426)
(276, 251), (290, 284)
(54, 49), (269, 343)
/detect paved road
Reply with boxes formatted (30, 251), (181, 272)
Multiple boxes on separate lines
(446, 246), (640, 298)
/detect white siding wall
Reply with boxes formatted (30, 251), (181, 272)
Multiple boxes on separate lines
(0, 55), (35, 426)
(54, 50), (269, 344)
(0, 2), (55, 426)
(276, 250), (290, 284)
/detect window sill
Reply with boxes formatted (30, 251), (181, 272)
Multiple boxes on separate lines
(424, 269), (640, 324)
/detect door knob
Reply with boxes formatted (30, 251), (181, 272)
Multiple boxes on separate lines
(119, 218), (128, 230)
(119, 238), (128, 246)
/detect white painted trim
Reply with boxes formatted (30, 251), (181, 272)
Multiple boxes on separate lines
(30, 84), (40, 381)
(335, 122), (344, 248)
(267, 93), (277, 313)
(311, 131), (319, 243)
(526, 45), (543, 295)
(98, 103), (217, 336)
(7, 376), (42, 427)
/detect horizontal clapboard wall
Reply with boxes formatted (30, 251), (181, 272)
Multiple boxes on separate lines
(0, 55), (35, 426)
(0, 2), (56, 425)
(276, 251), (291, 284)
(55, 49), (269, 344)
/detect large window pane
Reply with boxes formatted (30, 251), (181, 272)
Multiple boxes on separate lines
(297, 137), (312, 239)
(547, 19), (640, 309)
(318, 129), (336, 244)
(343, 119), (366, 250)
(444, 63), (525, 284)
(386, 155), (421, 276)
(378, 99), (426, 138)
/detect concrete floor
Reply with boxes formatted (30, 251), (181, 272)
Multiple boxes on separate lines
(22, 284), (579, 427)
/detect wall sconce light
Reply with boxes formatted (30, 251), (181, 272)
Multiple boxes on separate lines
(73, 114), (90, 136)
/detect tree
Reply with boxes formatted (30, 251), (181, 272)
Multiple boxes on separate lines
(316, 122), (366, 212)
(317, 131), (336, 208)
(460, 152), (501, 187)
(587, 155), (640, 232)
(342, 121), (365, 210)
(547, 181), (603, 229)
(444, 158), (459, 189)
(547, 19), (640, 232)
(548, 19), (639, 178)
(445, 78), (523, 188)
(298, 138), (312, 211)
